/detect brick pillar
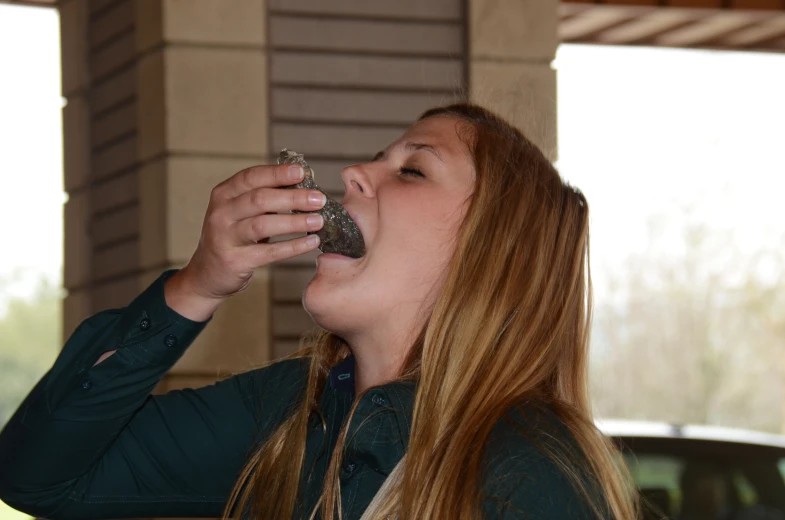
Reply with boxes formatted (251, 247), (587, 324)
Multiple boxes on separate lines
(468, 0), (559, 161)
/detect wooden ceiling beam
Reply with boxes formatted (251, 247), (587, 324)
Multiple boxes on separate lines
(559, 6), (649, 41)
(596, 9), (708, 44)
(720, 15), (785, 46)
(655, 11), (765, 46)
(564, 0), (784, 10)
(560, 2), (594, 21)
(0, 0), (56, 6)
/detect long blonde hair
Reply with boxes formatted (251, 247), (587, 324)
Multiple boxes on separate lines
(222, 103), (639, 519)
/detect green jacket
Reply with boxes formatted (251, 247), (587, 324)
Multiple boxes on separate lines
(0, 269), (599, 519)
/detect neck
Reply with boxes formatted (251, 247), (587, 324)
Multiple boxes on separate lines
(346, 328), (412, 394)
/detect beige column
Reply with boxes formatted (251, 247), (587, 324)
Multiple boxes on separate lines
(468, 0), (559, 161)
(59, 0), (272, 393)
(135, 0), (270, 391)
(60, 0), (92, 345)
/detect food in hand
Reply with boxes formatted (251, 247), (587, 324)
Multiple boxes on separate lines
(277, 149), (366, 258)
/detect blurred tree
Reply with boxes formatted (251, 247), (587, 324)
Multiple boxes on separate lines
(590, 210), (785, 433)
(0, 272), (62, 428)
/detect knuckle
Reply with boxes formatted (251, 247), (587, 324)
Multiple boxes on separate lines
(208, 201), (230, 222)
(275, 165), (287, 184)
(205, 209), (223, 230)
(250, 188), (266, 208)
(293, 215), (309, 233)
(279, 163), (293, 182)
(239, 168), (253, 189)
(265, 242), (283, 262)
(286, 239), (297, 256)
(250, 216), (266, 237)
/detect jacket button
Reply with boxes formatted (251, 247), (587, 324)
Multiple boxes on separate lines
(140, 318), (151, 331)
(81, 379), (92, 391)
(164, 334), (178, 348)
(371, 393), (387, 406)
(343, 461), (356, 474)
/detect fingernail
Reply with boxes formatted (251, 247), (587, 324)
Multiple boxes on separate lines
(289, 166), (304, 179)
(306, 235), (320, 247)
(307, 214), (323, 227)
(309, 191), (326, 205)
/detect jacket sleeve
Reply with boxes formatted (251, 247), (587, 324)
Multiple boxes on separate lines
(0, 269), (309, 520)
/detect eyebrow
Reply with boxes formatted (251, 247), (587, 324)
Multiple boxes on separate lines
(372, 141), (445, 163)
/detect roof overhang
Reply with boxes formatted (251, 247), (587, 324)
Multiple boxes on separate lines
(0, 0), (56, 6)
(561, 2), (785, 52)
(2, 0), (783, 52)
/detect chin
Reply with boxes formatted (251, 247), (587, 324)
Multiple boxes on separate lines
(302, 276), (349, 333)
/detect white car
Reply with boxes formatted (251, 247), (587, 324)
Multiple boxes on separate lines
(597, 420), (785, 520)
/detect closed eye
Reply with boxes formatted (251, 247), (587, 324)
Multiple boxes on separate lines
(399, 167), (425, 178)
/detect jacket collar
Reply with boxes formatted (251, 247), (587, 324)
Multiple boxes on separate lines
(328, 355), (417, 451)
(329, 355), (356, 392)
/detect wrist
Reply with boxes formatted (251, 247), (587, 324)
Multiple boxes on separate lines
(163, 269), (224, 322)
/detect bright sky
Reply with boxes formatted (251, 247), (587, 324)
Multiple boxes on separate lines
(0, 5), (65, 312)
(0, 5), (784, 311)
(555, 44), (785, 291)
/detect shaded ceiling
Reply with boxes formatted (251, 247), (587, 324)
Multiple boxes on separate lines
(2, 0), (55, 6)
(2, 0), (784, 52)
(562, 1), (785, 51)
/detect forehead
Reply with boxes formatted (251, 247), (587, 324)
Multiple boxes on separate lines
(396, 115), (472, 159)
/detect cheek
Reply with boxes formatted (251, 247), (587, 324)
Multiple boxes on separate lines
(377, 194), (463, 271)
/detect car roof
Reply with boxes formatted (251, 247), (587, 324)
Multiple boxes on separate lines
(596, 419), (785, 449)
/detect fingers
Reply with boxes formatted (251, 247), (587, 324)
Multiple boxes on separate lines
(226, 186), (326, 222)
(235, 213), (324, 244)
(249, 234), (322, 265)
(213, 163), (306, 200)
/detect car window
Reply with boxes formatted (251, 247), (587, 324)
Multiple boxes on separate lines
(733, 472), (759, 507)
(624, 452), (785, 520)
(623, 453), (683, 517)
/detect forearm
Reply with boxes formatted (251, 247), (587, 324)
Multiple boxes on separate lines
(0, 270), (212, 517)
(93, 269), (219, 368)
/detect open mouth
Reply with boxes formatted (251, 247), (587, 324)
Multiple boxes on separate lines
(309, 206), (367, 263)
(344, 208), (365, 246)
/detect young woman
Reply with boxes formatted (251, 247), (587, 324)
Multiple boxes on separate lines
(0, 104), (638, 519)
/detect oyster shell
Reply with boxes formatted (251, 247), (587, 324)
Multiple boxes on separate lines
(277, 149), (366, 258)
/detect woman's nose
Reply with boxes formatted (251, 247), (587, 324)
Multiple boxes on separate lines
(341, 164), (374, 200)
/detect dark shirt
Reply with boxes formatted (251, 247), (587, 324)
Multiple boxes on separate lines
(0, 269), (598, 520)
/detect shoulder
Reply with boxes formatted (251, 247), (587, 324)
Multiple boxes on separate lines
(246, 356), (311, 388)
(481, 402), (601, 519)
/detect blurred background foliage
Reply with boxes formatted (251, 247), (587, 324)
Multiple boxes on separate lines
(591, 208), (785, 433)
(0, 270), (62, 520)
(0, 271), (62, 426)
